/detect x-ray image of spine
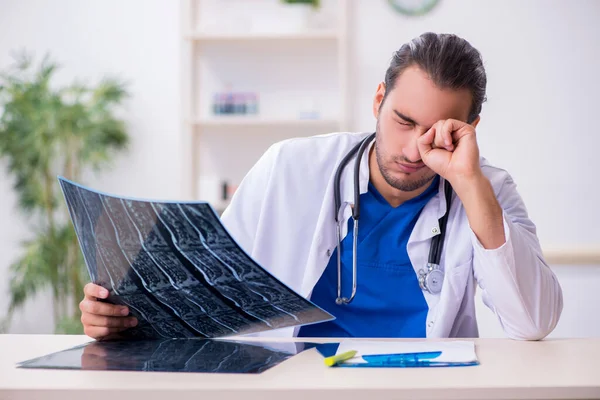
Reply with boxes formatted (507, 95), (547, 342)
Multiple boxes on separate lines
(58, 177), (333, 339)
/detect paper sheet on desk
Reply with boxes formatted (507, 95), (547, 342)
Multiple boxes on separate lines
(336, 340), (478, 364)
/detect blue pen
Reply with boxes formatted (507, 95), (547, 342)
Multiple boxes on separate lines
(361, 351), (442, 365)
(346, 351), (479, 368)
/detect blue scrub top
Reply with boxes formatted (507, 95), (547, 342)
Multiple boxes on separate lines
(298, 176), (439, 338)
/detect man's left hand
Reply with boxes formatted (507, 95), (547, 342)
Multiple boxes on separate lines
(416, 119), (482, 188)
(418, 119), (507, 249)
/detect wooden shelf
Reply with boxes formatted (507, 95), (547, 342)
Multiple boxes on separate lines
(192, 116), (341, 128)
(186, 30), (340, 42)
(543, 248), (600, 265)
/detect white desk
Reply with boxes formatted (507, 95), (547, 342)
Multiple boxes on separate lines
(1, 334), (599, 400)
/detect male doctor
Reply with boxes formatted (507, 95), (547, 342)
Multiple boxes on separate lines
(80, 32), (562, 340)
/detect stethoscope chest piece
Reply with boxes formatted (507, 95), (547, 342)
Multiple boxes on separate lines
(418, 263), (444, 294)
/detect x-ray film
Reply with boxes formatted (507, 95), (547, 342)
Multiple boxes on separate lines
(18, 338), (317, 374)
(58, 177), (334, 340)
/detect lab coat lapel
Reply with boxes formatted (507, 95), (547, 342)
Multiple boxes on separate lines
(300, 177), (338, 297)
(406, 176), (450, 278)
(408, 177), (449, 244)
(406, 177), (454, 336)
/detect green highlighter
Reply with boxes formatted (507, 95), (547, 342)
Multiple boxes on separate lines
(324, 350), (357, 367)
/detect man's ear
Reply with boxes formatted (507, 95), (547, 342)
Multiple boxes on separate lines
(470, 115), (481, 128)
(373, 82), (386, 119)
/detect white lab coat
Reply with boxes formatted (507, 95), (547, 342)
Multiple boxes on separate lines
(220, 131), (563, 340)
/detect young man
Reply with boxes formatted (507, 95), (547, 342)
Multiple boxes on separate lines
(80, 32), (562, 340)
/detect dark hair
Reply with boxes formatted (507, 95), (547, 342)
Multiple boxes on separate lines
(382, 32), (487, 123)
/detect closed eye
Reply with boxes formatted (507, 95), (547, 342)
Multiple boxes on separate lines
(397, 120), (412, 127)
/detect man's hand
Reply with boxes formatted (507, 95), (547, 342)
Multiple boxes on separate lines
(416, 118), (482, 188)
(417, 119), (506, 250)
(80, 283), (137, 340)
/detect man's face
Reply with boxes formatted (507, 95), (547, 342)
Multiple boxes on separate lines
(372, 66), (474, 192)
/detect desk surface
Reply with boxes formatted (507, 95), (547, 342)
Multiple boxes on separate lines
(1, 334), (599, 400)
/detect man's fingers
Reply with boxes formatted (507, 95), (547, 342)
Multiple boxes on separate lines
(81, 313), (137, 329)
(84, 283), (109, 300)
(429, 119), (474, 151)
(79, 298), (129, 317)
(418, 126), (452, 174)
(439, 120), (455, 151)
(428, 121), (448, 150)
(417, 128), (436, 156)
(83, 325), (129, 340)
(444, 119), (474, 142)
(80, 283), (138, 341)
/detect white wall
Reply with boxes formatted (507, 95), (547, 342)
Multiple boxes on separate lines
(0, 0), (598, 337)
(350, 0), (600, 250)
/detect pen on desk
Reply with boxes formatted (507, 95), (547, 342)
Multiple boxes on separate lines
(324, 350), (357, 367)
(361, 351), (442, 364)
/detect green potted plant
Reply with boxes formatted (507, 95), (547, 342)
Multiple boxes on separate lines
(280, 0), (328, 31)
(0, 52), (129, 334)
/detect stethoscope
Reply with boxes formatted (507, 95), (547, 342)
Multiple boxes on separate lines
(333, 132), (453, 305)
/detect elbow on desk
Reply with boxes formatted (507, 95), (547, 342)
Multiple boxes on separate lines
(507, 326), (555, 341)
(504, 292), (564, 341)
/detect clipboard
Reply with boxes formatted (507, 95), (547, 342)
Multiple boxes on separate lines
(316, 341), (480, 368)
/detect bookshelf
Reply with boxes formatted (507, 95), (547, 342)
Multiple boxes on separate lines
(180, 0), (349, 212)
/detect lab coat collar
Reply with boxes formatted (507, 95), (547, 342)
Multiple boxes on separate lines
(340, 134), (450, 242)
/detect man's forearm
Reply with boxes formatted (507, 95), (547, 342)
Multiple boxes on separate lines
(453, 174), (506, 249)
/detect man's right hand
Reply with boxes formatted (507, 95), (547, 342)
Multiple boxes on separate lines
(80, 283), (138, 340)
